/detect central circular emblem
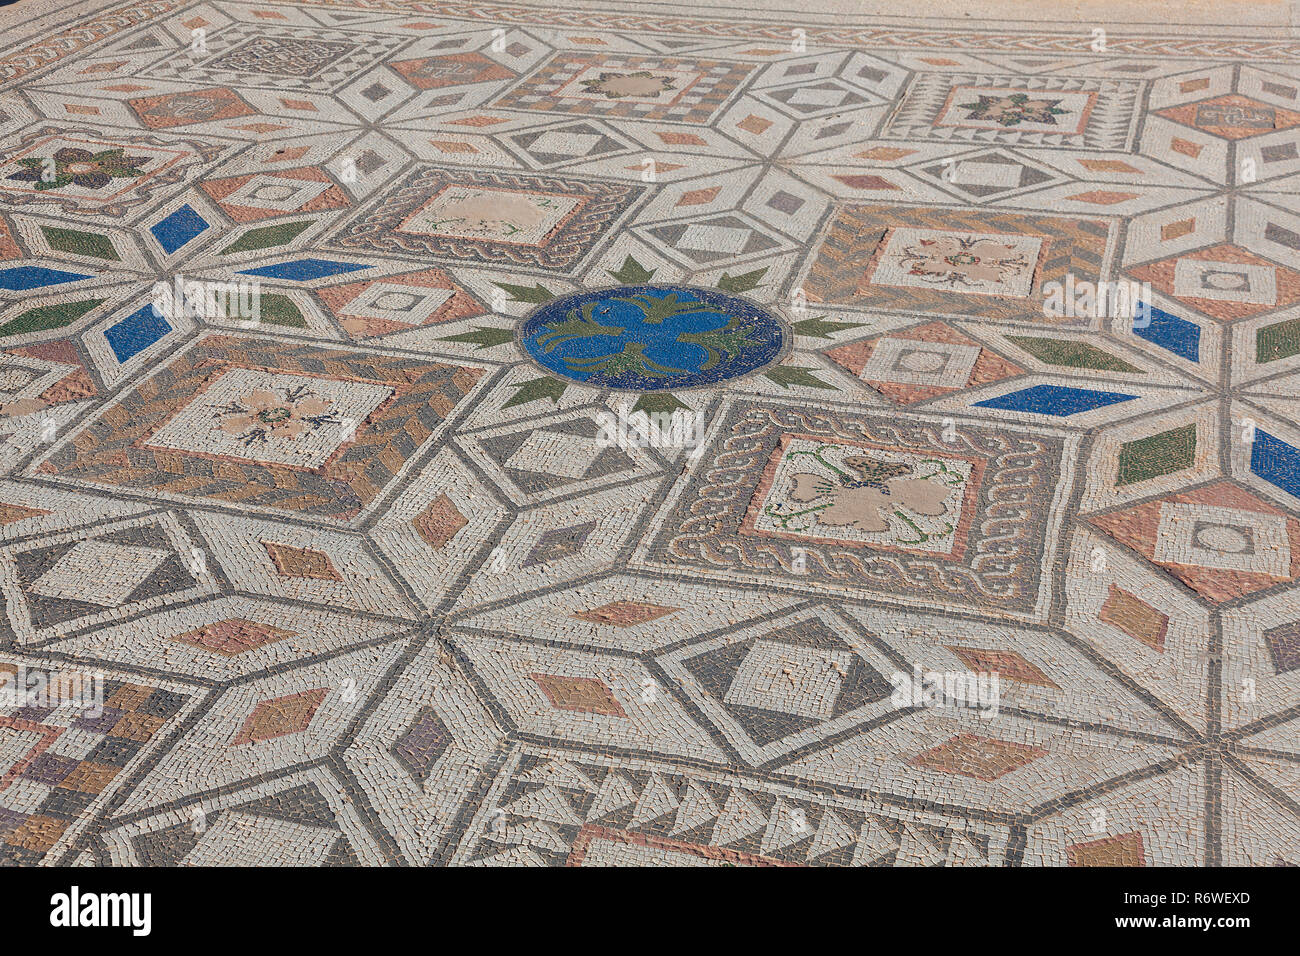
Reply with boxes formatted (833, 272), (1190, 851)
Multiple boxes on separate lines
(518, 284), (787, 391)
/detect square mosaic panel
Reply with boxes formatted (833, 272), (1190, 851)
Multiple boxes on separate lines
(935, 86), (1097, 136)
(138, 24), (409, 93)
(801, 204), (1112, 325)
(863, 228), (1044, 298)
(635, 398), (1075, 619)
(329, 165), (646, 271)
(492, 52), (753, 124)
(31, 336), (485, 523)
(886, 73), (1142, 149)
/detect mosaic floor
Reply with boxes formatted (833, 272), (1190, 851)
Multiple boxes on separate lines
(0, 0), (1297, 868)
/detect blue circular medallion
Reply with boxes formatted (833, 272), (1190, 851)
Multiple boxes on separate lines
(517, 285), (788, 391)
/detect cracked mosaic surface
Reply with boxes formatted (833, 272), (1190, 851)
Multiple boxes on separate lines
(0, 0), (1297, 867)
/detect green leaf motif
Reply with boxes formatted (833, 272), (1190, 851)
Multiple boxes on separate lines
(791, 316), (862, 339)
(503, 376), (567, 409)
(607, 255), (656, 284)
(495, 282), (554, 304)
(632, 393), (689, 415)
(764, 365), (835, 390)
(717, 268), (767, 293)
(438, 326), (515, 349)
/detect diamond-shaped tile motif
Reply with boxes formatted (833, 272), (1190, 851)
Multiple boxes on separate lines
(170, 618), (296, 656)
(658, 609), (897, 764)
(571, 601), (678, 627)
(523, 520), (597, 568)
(0, 514), (217, 642)
(388, 52), (516, 90)
(509, 122), (627, 167)
(909, 733), (1048, 781)
(642, 213), (784, 266)
(1156, 94), (1300, 140)
(1129, 244), (1300, 322)
(31, 540), (168, 606)
(465, 416), (653, 504)
(975, 384), (1137, 417)
(390, 708), (453, 784)
(917, 149), (1058, 201)
(317, 267), (485, 339)
(263, 542), (342, 581)
(232, 688), (329, 745)
(826, 321), (1021, 404)
(944, 646), (1058, 688)
(412, 494), (469, 550)
(202, 168), (348, 223)
(763, 79), (874, 117)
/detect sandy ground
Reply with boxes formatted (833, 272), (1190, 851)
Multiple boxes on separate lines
(1, 0), (1296, 39)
